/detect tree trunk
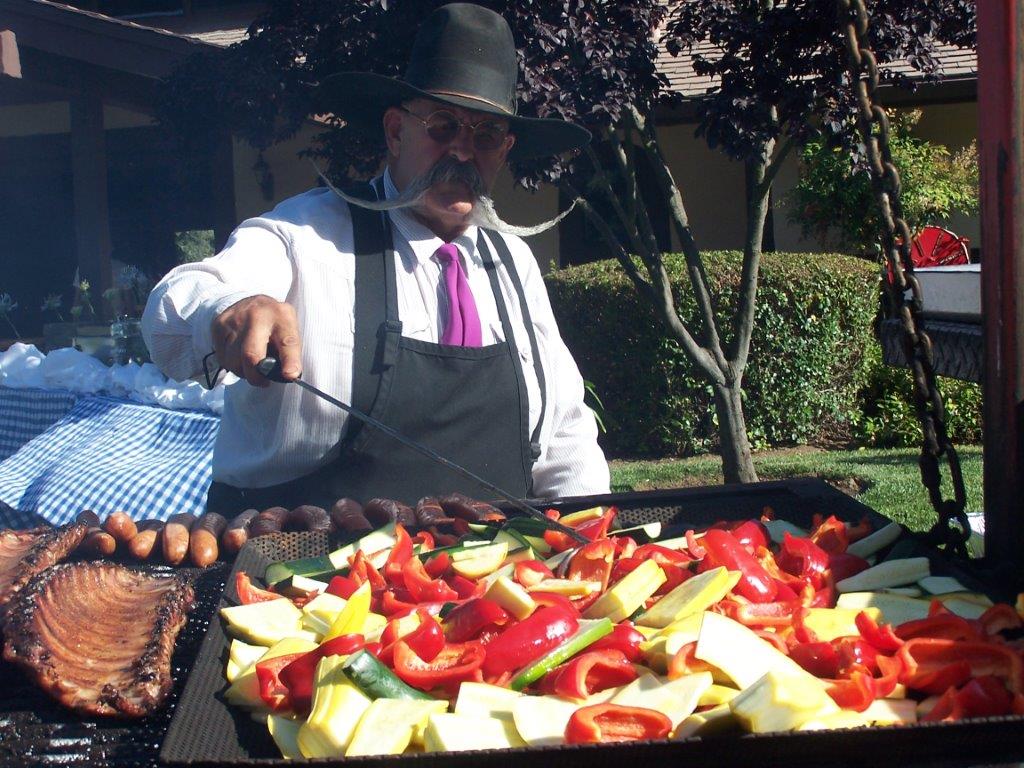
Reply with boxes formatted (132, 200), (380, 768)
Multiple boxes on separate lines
(713, 381), (759, 483)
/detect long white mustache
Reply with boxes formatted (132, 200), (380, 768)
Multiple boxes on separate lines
(312, 159), (577, 237)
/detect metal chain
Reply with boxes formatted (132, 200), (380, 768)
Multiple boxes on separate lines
(838, 0), (971, 558)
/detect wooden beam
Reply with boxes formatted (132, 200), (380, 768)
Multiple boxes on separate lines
(1, 30), (22, 78)
(979, 0), (1024, 580)
(70, 82), (113, 301)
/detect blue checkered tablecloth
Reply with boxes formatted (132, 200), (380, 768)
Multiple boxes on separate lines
(0, 387), (79, 461)
(0, 393), (219, 529)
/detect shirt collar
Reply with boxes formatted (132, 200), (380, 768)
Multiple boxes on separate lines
(381, 167), (481, 267)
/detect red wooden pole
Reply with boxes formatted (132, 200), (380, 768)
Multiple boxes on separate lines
(979, 0), (1024, 576)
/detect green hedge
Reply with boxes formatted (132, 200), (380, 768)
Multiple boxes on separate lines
(544, 251), (981, 457)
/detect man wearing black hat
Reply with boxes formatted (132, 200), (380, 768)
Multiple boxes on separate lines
(142, 3), (609, 512)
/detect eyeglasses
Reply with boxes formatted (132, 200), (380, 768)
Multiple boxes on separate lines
(399, 106), (511, 152)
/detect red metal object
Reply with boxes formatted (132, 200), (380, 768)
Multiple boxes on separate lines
(979, 0), (1024, 579)
(911, 226), (971, 267)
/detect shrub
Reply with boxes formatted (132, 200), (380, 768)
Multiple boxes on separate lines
(855, 341), (983, 448)
(545, 252), (879, 457)
(546, 252), (982, 458)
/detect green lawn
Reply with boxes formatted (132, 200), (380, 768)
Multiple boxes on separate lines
(609, 446), (983, 533)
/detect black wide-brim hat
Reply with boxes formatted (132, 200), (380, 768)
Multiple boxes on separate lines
(315, 3), (590, 160)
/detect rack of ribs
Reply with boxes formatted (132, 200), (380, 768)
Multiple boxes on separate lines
(0, 523), (87, 620)
(2, 561), (195, 717)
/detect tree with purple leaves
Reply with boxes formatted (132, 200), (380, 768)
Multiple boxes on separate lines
(157, 0), (974, 483)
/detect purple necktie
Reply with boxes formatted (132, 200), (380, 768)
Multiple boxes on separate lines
(436, 243), (482, 347)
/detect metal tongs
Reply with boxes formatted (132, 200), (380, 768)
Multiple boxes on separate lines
(257, 357), (587, 544)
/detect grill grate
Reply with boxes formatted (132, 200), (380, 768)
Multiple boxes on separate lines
(0, 561), (228, 768)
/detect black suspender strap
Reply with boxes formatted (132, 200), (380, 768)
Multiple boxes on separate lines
(480, 229), (548, 460)
(345, 181), (397, 446)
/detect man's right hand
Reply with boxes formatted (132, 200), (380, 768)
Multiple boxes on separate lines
(211, 295), (302, 387)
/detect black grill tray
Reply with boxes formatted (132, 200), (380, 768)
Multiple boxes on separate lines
(162, 479), (1024, 767)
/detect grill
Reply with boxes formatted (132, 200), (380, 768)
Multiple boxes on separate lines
(3, 479), (1023, 767)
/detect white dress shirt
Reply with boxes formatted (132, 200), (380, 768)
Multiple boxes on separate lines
(142, 169), (609, 499)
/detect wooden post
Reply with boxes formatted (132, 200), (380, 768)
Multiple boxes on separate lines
(979, 0), (1024, 577)
(70, 84), (113, 301)
(0, 30), (21, 78)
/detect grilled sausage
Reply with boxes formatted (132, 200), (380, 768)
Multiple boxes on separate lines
(161, 512), (196, 566)
(127, 520), (164, 560)
(75, 510), (116, 557)
(415, 497), (454, 527)
(364, 498), (416, 528)
(103, 511), (138, 545)
(439, 493), (506, 523)
(76, 509), (101, 528)
(189, 512), (227, 567)
(249, 506), (290, 538)
(288, 505), (331, 533)
(221, 509), (258, 555)
(330, 498), (373, 536)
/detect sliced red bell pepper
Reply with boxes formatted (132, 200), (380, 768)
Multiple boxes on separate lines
(753, 628), (790, 654)
(481, 605), (578, 678)
(255, 652), (304, 712)
(235, 572), (283, 604)
(383, 523), (415, 583)
(791, 606), (820, 644)
(721, 598), (800, 628)
(730, 519), (769, 550)
(448, 573), (485, 600)
(827, 551), (869, 583)
(586, 622), (645, 662)
(896, 613), (981, 642)
(543, 509), (618, 552)
(905, 638), (1024, 693)
(278, 634), (368, 714)
(772, 579), (801, 603)
(392, 639), (485, 692)
(956, 675), (1014, 718)
(897, 637), (1021, 694)
(379, 588), (418, 617)
(614, 536), (638, 559)
(423, 551), (451, 579)
(980, 603), (1023, 636)
(789, 641), (842, 678)
(685, 529), (707, 559)
(872, 653), (903, 699)
(403, 556), (459, 603)
(443, 598), (511, 643)
(847, 517), (873, 543)
(855, 610), (904, 653)
(701, 529), (777, 603)
(326, 574), (360, 599)
(809, 515), (849, 554)
(655, 563), (690, 595)
(564, 703), (672, 744)
(610, 557), (644, 585)
(835, 637), (880, 675)
(921, 686), (964, 722)
(514, 560), (553, 589)
(349, 549), (387, 592)
(826, 667), (877, 711)
(632, 543), (694, 569)
(567, 538), (616, 591)
(412, 530), (435, 550)
(537, 649), (638, 698)
(404, 610), (445, 663)
(530, 590), (579, 614)
(667, 641), (716, 679)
